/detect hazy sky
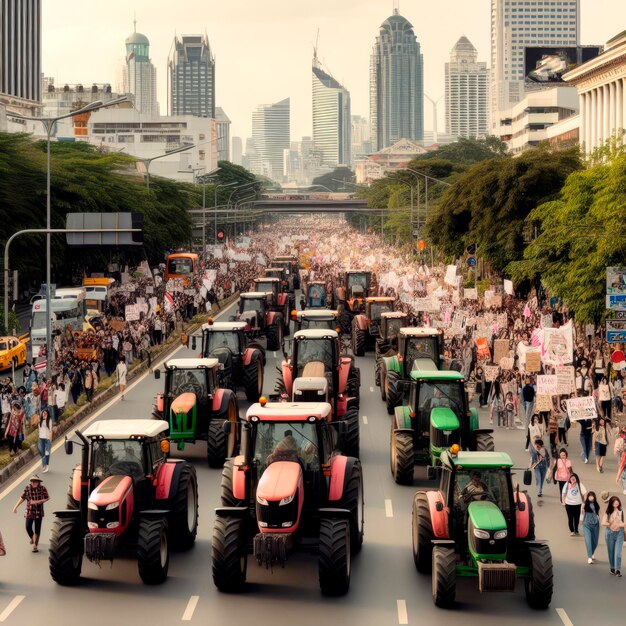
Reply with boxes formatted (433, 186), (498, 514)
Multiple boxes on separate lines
(42, 0), (626, 144)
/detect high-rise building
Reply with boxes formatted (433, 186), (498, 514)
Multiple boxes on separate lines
(445, 36), (488, 139)
(231, 136), (243, 165)
(370, 8), (424, 151)
(351, 115), (371, 159)
(312, 55), (351, 166)
(122, 23), (159, 117)
(249, 98), (290, 182)
(490, 0), (580, 131)
(167, 34), (215, 118)
(0, 0), (41, 104)
(215, 107), (230, 161)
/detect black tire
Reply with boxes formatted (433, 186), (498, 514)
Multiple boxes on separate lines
(340, 407), (360, 459)
(432, 546), (456, 608)
(318, 518), (351, 596)
(390, 428), (414, 485)
(524, 544), (553, 609)
(346, 367), (360, 408)
(274, 370), (287, 397)
(283, 305), (291, 336)
(266, 320), (282, 351)
(385, 371), (401, 415)
(412, 492), (434, 574)
(339, 461), (364, 554)
(243, 351), (263, 402)
(475, 432), (495, 452)
(169, 464), (198, 550)
(207, 419), (227, 468)
(66, 475), (79, 510)
(137, 518), (170, 585)
(351, 322), (365, 357)
(49, 516), (84, 585)
(220, 459), (245, 507)
(526, 494), (536, 541)
(212, 515), (247, 592)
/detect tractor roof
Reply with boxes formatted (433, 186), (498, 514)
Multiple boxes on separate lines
(294, 329), (338, 340)
(83, 419), (168, 439)
(382, 311), (407, 319)
(274, 255), (297, 261)
(400, 327), (442, 337)
(165, 357), (219, 370)
(255, 277), (280, 283)
(346, 270), (369, 275)
(297, 310), (338, 320)
(265, 267), (284, 272)
(240, 292), (271, 298)
(246, 401), (332, 422)
(410, 370), (465, 382)
(442, 450), (514, 469)
(366, 297), (395, 303)
(202, 321), (247, 332)
(308, 280), (327, 286)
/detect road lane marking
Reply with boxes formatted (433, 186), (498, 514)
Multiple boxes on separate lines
(0, 596), (25, 622)
(397, 599), (408, 625)
(182, 596), (199, 621)
(556, 608), (574, 626)
(273, 351), (276, 358)
(385, 499), (393, 518)
(369, 386), (374, 392)
(362, 415), (368, 425)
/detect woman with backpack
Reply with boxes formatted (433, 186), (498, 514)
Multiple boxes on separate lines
(602, 496), (625, 576)
(580, 491), (601, 564)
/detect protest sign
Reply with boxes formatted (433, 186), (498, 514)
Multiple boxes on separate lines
(500, 357), (514, 370)
(556, 365), (575, 395)
(497, 313), (508, 331)
(526, 351), (541, 372)
(504, 279), (514, 295)
(145, 286), (154, 294)
(476, 337), (490, 361)
(125, 304), (140, 322)
(537, 375), (558, 396)
(541, 320), (573, 365)
(485, 365), (500, 382)
(109, 320), (125, 332)
(464, 288), (478, 300)
(493, 339), (510, 365)
(535, 395), (553, 412)
(486, 293), (502, 308)
(566, 396), (598, 421)
(444, 265), (457, 286)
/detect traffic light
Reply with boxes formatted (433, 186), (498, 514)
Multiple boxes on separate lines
(216, 230), (225, 243)
(418, 239), (426, 251)
(466, 243), (477, 255)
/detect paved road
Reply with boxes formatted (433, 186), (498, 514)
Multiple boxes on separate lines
(0, 300), (621, 625)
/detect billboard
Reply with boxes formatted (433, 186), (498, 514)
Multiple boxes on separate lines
(607, 267), (626, 295)
(525, 46), (602, 84)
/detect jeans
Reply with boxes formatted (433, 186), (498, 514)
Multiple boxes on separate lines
(25, 517), (42, 540)
(38, 438), (51, 466)
(534, 465), (546, 496)
(565, 504), (581, 532)
(583, 523), (599, 558)
(580, 431), (592, 461)
(606, 528), (624, 571)
(620, 470), (626, 492)
(523, 400), (535, 427)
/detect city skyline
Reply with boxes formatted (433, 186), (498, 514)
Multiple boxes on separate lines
(41, 0), (626, 145)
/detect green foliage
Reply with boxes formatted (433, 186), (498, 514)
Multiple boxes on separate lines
(411, 136), (508, 166)
(312, 167), (355, 192)
(0, 306), (20, 336)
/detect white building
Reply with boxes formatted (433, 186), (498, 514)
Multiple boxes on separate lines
(490, 0), (580, 132)
(249, 98), (290, 182)
(231, 136), (243, 165)
(351, 115), (371, 159)
(122, 26), (159, 118)
(355, 138), (428, 183)
(445, 36), (489, 139)
(563, 31), (626, 154)
(215, 107), (230, 162)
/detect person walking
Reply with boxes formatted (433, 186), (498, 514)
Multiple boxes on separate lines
(37, 409), (52, 473)
(562, 473), (586, 536)
(580, 491), (601, 564)
(602, 496), (625, 576)
(84, 368), (94, 402)
(522, 376), (536, 428)
(526, 413), (545, 452)
(553, 448), (573, 495)
(116, 355), (128, 400)
(12, 475), (49, 552)
(54, 382), (66, 421)
(5, 401), (25, 457)
(579, 418), (593, 464)
(529, 438), (549, 498)
(593, 417), (608, 473)
(616, 438), (626, 495)
(598, 376), (612, 421)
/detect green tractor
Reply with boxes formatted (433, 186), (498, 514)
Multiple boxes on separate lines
(412, 449), (553, 610)
(390, 370), (494, 484)
(381, 327), (445, 415)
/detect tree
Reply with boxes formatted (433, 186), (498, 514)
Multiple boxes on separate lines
(412, 136), (508, 166)
(312, 167), (355, 192)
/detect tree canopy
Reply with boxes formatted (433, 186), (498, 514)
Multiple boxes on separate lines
(312, 167), (355, 192)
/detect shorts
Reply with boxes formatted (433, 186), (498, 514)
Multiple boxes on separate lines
(594, 442), (607, 457)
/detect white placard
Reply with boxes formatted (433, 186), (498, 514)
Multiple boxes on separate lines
(464, 288), (478, 300)
(566, 396), (598, 421)
(537, 375), (558, 396)
(504, 279), (514, 295)
(556, 365), (575, 395)
(125, 304), (140, 322)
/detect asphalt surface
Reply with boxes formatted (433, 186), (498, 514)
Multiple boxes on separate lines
(0, 299), (622, 625)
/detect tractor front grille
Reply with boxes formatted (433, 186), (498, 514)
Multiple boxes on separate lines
(430, 422), (460, 450)
(478, 561), (517, 592)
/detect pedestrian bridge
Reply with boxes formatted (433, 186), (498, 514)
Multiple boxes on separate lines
(250, 199), (370, 213)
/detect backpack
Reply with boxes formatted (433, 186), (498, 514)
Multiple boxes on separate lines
(614, 435), (625, 457)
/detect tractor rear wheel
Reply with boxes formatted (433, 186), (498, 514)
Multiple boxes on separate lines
(379, 362), (388, 400)
(274, 371), (287, 397)
(351, 323), (365, 357)
(390, 428), (413, 485)
(346, 366), (360, 401)
(412, 492), (434, 574)
(137, 518), (170, 585)
(170, 464), (198, 550)
(524, 544), (553, 609)
(66, 476), (78, 510)
(385, 371), (401, 415)
(266, 320), (283, 351)
(212, 516), (247, 592)
(339, 461), (364, 554)
(475, 432), (495, 452)
(318, 518), (351, 596)
(220, 459), (244, 507)
(49, 516), (84, 585)
(340, 407), (360, 459)
(432, 546), (456, 608)
(207, 419), (227, 468)
(243, 351), (263, 402)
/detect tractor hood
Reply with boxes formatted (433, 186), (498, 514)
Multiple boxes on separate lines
(88, 474), (133, 508)
(257, 461), (302, 503)
(430, 407), (460, 431)
(468, 501), (507, 531)
(171, 392), (196, 414)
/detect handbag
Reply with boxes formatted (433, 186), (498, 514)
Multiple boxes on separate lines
(523, 469), (533, 485)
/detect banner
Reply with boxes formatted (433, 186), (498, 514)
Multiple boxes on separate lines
(485, 365), (500, 382)
(526, 351), (541, 372)
(537, 375), (558, 396)
(493, 339), (510, 365)
(464, 288), (478, 300)
(566, 396), (598, 421)
(541, 320), (573, 365)
(556, 365), (575, 395)
(500, 356), (514, 370)
(535, 394), (552, 412)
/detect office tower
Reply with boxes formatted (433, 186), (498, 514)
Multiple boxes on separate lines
(351, 115), (371, 158)
(168, 34), (215, 118)
(445, 36), (489, 139)
(122, 22), (159, 117)
(215, 107), (230, 161)
(250, 98), (290, 181)
(370, 8), (424, 150)
(232, 136), (243, 165)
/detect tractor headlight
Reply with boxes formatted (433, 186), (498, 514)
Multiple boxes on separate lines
(473, 529), (490, 540)
(279, 495), (294, 506)
(257, 496), (268, 506)
(88, 502), (98, 511)
(494, 530), (508, 540)
(105, 502), (119, 510)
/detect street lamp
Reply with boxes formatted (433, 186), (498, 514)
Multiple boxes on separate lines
(138, 142), (196, 189)
(195, 168), (221, 254)
(227, 181), (258, 240)
(8, 95), (130, 377)
(404, 167), (452, 229)
(213, 182), (238, 244)
(233, 190), (258, 238)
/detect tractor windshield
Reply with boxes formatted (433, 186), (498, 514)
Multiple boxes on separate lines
(406, 337), (439, 369)
(255, 281), (276, 294)
(307, 284), (327, 307)
(417, 381), (465, 422)
(91, 439), (145, 478)
(206, 331), (240, 354)
(296, 338), (334, 376)
(240, 298), (264, 314)
(369, 301), (393, 320)
(300, 317), (335, 331)
(347, 273), (368, 290)
(170, 368), (207, 398)
(253, 422), (319, 474)
(453, 468), (511, 517)
(385, 318), (404, 340)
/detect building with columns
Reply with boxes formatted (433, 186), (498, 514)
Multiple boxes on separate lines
(563, 31), (626, 153)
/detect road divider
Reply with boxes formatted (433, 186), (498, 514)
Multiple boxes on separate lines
(556, 608), (574, 626)
(362, 415), (368, 425)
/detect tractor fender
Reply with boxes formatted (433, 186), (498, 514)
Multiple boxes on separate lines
(212, 388), (225, 412)
(353, 314), (368, 331)
(71, 465), (82, 503)
(243, 347), (259, 367)
(281, 362), (293, 397)
(277, 293), (288, 307)
(156, 393), (164, 413)
(266, 311), (277, 326)
(336, 287), (346, 302)
(425, 490), (449, 539)
(328, 455), (358, 502)
(232, 455), (247, 501)
(393, 405), (412, 430)
(337, 360), (350, 395)
(514, 491), (531, 539)
(336, 394), (348, 419)
(383, 354), (401, 374)
(469, 407), (480, 432)
(155, 459), (185, 501)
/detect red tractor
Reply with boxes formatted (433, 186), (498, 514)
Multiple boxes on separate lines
(351, 296), (396, 356)
(253, 276), (291, 335)
(212, 400), (363, 595)
(272, 255), (301, 289)
(49, 420), (198, 585)
(235, 292), (284, 351)
(274, 329), (360, 457)
(265, 266), (296, 310)
(292, 309), (339, 332)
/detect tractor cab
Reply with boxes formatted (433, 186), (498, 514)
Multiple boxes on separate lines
(254, 277), (281, 299)
(351, 296), (396, 356)
(400, 327), (445, 373)
(380, 312), (408, 345)
(201, 321), (247, 357)
(306, 281), (330, 308)
(293, 309), (339, 332)
(238, 292), (271, 330)
(335, 271), (373, 314)
(292, 329), (338, 381)
(364, 297), (395, 333)
(271, 259), (298, 289)
(265, 267), (287, 289)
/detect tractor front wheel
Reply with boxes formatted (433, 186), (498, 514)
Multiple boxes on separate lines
(432, 546), (456, 608)
(318, 518), (351, 596)
(243, 351), (263, 402)
(412, 492), (434, 574)
(339, 461), (364, 554)
(351, 322), (365, 357)
(524, 544), (553, 609)
(385, 371), (401, 415)
(170, 463), (198, 550)
(49, 516), (84, 585)
(390, 428), (414, 485)
(207, 419), (227, 468)
(212, 516), (247, 592)
(137, 518), (170, 585)
(475, 432), (495, 452)
(220, 459), (244, 507)
(340, 407), (360, 459)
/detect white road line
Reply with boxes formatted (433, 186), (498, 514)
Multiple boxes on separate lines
(385, 499), (394, 518)
(182, 595), (199, 621)
(397, 599), (408, 625)
(0, 596), (25, 622)
(362, 415), (368, 425)
(273, 351), (276, 358)
(369, 386), (374, 392)
(556, 608), (574, 626)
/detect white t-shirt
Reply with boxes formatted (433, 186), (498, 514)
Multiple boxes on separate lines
(38, 419), (52, 440)
(562, 482), (586, 505)
(116, 362), (128, 386)
(55, 388), (66, 409)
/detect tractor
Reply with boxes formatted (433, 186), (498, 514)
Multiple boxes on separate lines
(265, 266), (296, 310)
(274, 329), (360, 457)
(412, 448), (553, 610)
(390, 369), (494, 484)
(292, 309), (339, 332)
(351, 297), (396, 357)
(374, 312), (409, 393)
(49, 419), (198, 586)
(303, 280), (334, 309)
(212, 400), (363, 595)
(334, 270), (375, 315)
(253, 276), (291, 335)
(235, 291), (284, 351)
(153, 358), (239, 467)
(196, 320), (265, 402)
(272, 256), (301, 290)
(381, 327), (446, 415)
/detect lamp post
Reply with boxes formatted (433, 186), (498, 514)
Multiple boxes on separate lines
(8, 96), (129, 377)
(195, 168), (221, 255)
(233, 191), (258, 238)
(227, 181), (258, 240)
(138, 142), (196, 189)
(404, 168), (452, 229)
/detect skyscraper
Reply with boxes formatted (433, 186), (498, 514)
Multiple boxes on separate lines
(351, 115), (371, 159)
(249, 98), (290, 182)
(167, 34), (215, 118)
(490, 0), (580, 130)
(370, 8), (424, 151)
(122, 23), (158, 117)
(312, 55), (351, 166)
(215, 107), (230, 161)
(445, 36), (489, 139)
(231, 136), (243, 165)
(0, 0), (42, 103)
